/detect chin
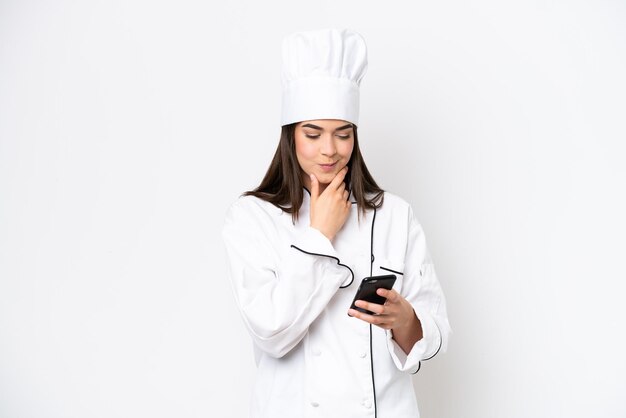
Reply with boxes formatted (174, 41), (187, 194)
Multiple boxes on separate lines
(316, 172), (337, 183)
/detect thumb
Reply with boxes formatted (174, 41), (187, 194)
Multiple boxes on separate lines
(310, 173), (319, 202)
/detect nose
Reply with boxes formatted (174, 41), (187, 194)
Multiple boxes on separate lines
(320, 135), (337, 157)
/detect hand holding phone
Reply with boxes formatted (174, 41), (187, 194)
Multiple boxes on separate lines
(349, 274), (396, 315)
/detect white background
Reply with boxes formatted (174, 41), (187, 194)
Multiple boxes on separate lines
(1, 1), (625, 417)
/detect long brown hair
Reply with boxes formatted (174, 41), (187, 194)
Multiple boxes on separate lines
(244, 122), (384, 222)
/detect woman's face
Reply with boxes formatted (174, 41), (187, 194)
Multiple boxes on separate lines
(294, 119), (354, 192)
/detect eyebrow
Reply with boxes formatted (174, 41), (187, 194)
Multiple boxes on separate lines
(301, 123), (353, 131)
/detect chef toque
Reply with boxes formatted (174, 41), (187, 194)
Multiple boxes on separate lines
(280, 28), (368, 127)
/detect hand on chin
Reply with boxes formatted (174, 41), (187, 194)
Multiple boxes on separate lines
(315, 172), (336, 185)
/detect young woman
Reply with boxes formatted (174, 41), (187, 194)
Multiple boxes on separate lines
(222, 29), (450, 418)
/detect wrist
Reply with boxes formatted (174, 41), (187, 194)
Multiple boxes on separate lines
(310, 224), (334, 241)
(394, 308), (422, 338)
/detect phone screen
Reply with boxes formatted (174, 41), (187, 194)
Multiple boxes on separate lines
(349, 274), (396, 315)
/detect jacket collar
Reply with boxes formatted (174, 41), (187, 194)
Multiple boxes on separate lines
(302, 186), (358, 204)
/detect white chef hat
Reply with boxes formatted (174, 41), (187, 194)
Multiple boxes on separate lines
(280, 28), (368, 127)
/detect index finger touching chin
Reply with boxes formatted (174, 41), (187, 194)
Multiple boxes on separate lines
(329, 166), (348, 189)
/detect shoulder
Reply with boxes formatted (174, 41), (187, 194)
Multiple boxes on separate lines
(376, 191), (424, 226)
(380, 191), (410, 208)
(378, 191), (412, 215)
(224, 194), (284, 226)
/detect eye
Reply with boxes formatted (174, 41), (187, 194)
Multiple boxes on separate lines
(337, 134), (350, 139)
(305, 134), (320, 139)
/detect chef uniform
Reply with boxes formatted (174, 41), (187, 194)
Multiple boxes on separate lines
(221, 28), (451, 418)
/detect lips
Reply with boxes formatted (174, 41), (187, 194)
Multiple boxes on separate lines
(318, 162), (337, 172)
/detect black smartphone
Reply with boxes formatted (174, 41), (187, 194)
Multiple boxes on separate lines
(349, 274), (397, 315)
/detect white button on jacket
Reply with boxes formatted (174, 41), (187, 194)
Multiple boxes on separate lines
(222, 189), (451, 418)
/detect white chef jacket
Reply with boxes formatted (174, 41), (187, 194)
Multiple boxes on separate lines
(221, 188), (451, 418)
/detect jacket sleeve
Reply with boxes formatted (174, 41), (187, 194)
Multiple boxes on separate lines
(221, 197), (353, 358)
(385, 205), (452, 372)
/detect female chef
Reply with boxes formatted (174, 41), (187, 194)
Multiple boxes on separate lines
(221, 28), (451, 418)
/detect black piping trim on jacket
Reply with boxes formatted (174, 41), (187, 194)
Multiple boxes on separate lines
(289, 245), (354, 288)
(369, 208), (377, 277)
(411, 315), (444, 375)
(369, 207), (378, 418)
(411, 361), (422, 375)
(423, 319), (443, 361)
(369, 324), (377, 415)
(379, 266), (404, 276)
